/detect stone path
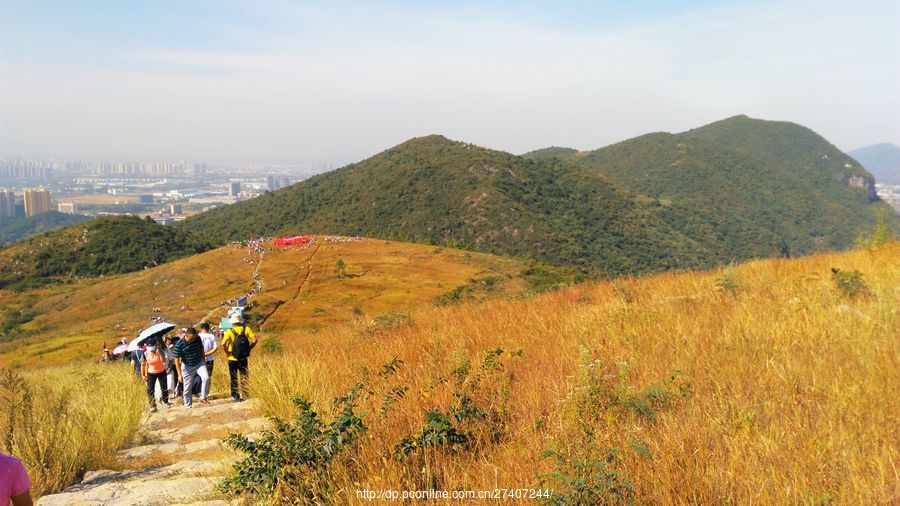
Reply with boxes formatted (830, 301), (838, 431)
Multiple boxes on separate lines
(37, 397), (266, 506)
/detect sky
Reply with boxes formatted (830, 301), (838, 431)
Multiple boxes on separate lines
(0, 0), (898, 165)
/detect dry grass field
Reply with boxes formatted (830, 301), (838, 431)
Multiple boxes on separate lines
(0, 238), (526, 367)
(239, 242), (899, 504)
(2, 241), (897, 503)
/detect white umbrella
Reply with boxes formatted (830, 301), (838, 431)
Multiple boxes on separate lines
(127, 322), (175, 351)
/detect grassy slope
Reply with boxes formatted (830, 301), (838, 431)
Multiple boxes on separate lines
(246, 242), (899, 504)
(0, 238), (526, 367)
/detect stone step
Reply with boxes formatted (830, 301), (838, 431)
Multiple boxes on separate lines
(37, 460), (229, 506)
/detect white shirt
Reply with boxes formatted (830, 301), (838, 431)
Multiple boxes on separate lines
(199, 332), (217, 362)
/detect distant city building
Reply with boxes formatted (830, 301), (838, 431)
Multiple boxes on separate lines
(138, 194), (154, 204)
(267, 174), (292, 191)
(193, 163), (207, 178)
(23, 188), (51, 217)
(170, 204), (182, 215)
(0, 160), (52, 180)
(0, 189), (16, 217)
(153, 217), (175, 225)
(229, 182), (241, 197)
(58, 202), (77, 214)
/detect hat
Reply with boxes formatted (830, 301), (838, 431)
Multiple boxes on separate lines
(229, 313), (243, 324)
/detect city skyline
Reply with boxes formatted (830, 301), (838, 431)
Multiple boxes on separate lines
(1, 1), (898, 165)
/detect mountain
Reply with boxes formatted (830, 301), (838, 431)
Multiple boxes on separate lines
(0, 211), (91, 246)
(848, 143), (900, 184)
(562, 115), (897, 261)
(179, 135), (709, 276)
(179, 116), (897, 275)
(0, 215), (213, 290)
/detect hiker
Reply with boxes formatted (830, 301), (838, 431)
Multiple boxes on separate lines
(0, 450), (32, 506)
(199, 322), (218, 398)
(131, 345), (145, 377)
(221, 313), (257, 401)
(140, 343), (170, 412)
(164, 336), (181, 401)
(173, 328), (210, 408)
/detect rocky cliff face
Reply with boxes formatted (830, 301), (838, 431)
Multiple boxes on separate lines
(845, 174), (878, 202)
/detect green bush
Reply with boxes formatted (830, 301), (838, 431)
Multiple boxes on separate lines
(221, 392), (366, 502)
(831, 269), (871, 299)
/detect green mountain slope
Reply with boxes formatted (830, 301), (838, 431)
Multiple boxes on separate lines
(180, 135), (708, 275)
(0, 211), (91, 246)
(565, 115), (897, 260)
(0, 215), (213, 290)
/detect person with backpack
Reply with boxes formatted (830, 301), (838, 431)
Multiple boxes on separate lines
(173, 327), (210, 408)
(221, 313), (257, 402)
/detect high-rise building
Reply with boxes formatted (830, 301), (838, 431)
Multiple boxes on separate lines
(266, 174), (276, 191)
(169, 204), (182, 215)
(24, 188), (51, 217)
(0, 189), (16, 217)
(229, 182), (241, 197)
(58, 202), (77, 214)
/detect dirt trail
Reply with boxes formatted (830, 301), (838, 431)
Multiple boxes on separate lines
(259, 241), (322, 329)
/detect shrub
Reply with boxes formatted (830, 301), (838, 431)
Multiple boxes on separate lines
(539, 447), (634, 505)
(830, 269), (871, 299)
(261, 335), (284, 354)
(715, 264), (741, 296)
(221, 391), (366, 502)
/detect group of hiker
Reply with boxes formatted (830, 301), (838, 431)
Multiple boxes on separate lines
(128, 313), (258, 412)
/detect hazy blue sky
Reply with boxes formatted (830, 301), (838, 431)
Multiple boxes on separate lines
(1, 0), (897, 165)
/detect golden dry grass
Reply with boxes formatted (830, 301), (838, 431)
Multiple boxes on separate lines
(0, 239), (525, 367)
(243, 242), (900, 504)
(0, 364), (145, 497)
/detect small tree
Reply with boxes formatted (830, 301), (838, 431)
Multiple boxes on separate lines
(335, 259), (346, 279)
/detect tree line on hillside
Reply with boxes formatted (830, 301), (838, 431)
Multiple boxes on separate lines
(0, 215), (213, 290)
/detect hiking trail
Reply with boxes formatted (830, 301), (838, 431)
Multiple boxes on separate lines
(37, 397), (266, 506)
(258, 241), (322, 329)
(37, 243), (272, 506)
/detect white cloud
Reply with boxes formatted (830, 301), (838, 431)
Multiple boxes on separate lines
(1, 0), (897, 163)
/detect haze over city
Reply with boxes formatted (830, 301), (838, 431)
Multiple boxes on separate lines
(1, 0), (898, 165)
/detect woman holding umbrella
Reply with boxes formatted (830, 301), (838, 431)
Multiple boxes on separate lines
(140, 342), (170, 412)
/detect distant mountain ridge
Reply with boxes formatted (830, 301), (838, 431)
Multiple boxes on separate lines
(179, 115), (897, 276)
(0, 211), (91, 246)
(848, 143), (900, 184)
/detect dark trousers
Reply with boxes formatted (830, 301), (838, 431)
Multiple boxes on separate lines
(228, 359), (249, 399)
(147, 371), (169, 406)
